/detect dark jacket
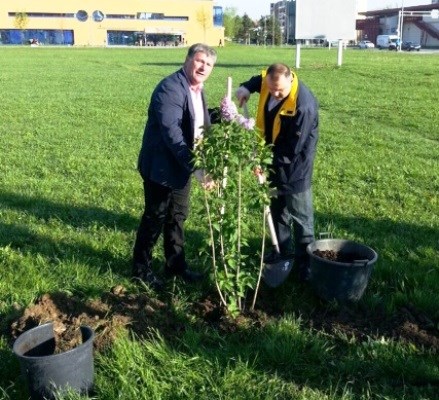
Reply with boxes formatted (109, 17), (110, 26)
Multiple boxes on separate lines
(241, 75), (319, 194)
(138, 68), (210, 189)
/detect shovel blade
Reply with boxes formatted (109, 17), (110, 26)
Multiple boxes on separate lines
(263, 258), (293, 288)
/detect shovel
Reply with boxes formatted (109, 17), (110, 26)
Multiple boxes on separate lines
(242, 102), (293, 287)
(257, 174), (293, 288)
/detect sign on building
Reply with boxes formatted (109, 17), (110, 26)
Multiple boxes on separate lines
(295, 0), (356, 40)
(294, 0), (356, 67)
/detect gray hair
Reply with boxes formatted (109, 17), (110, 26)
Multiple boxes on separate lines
(186, 43), (217, 63)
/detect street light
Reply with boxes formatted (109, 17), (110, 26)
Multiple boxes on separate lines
(263, 16), (266, 48)
(397, 0), (405, 51)
(271, 8), (275, 45)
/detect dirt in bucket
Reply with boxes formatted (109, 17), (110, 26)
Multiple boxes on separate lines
(313, 249), (365, 263)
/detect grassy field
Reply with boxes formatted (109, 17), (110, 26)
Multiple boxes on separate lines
(0, 45), (438, 399)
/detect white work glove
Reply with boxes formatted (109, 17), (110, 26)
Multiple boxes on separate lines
(235, 86), (251, 107)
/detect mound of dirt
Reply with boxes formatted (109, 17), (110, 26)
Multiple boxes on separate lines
(8, 288), (439, 354)
(9, 287), (172, 353)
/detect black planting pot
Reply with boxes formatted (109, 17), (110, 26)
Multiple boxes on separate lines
(13, 322), (94, 400)
(306, 239), (378, 302)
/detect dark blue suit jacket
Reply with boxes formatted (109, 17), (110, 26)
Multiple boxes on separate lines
(137, 68), (209, 189)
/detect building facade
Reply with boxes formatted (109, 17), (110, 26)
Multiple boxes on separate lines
(270, 0), (296, 44)
(357, 3), (439, 47)
(0, 0), (224, 47)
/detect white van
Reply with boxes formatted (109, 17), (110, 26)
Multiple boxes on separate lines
(376, 35), (399, 50)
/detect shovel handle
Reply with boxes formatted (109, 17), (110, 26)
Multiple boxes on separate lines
(254, 131), (280, 254)
(257, 168), (279, 253)
(265, 206), (280, 254)
(242, 102), (250, 119)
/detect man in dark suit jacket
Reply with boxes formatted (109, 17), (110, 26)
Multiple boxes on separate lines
(133, 43), (217, 289)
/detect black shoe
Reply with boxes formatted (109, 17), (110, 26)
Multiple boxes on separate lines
(132, 263), (164, 290)
(295, 259), (311, 282)
(297, 266), (311, 282)
(165, 267), (204, 283)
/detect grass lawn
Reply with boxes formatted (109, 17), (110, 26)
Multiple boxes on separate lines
(0, 44), (438, 399)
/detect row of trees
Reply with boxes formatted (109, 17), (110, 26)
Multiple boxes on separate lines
(223, 8), (284, 46)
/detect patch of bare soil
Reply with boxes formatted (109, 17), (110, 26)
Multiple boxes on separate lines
(306, 303), (439, 350)
(9, 287), (180, 353)
(8, 287), (438, 354)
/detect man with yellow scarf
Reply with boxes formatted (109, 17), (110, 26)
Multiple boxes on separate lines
(236, 63), (319, 282)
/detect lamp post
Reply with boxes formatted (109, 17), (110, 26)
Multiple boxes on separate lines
(271, 7), (275, 45)
(398, 0), (405, 51)
(263, 16), (267, 48)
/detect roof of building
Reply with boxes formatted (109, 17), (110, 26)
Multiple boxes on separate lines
(360, 3), (439, 17)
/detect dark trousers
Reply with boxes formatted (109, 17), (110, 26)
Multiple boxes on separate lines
(270, 188), (315, 261)
(133, 178), (190, 272)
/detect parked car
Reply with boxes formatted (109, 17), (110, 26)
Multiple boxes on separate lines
(376, 34), (399, 49)
(358, 40), (375, 49)
(401, 41), (421, 51)
(324, 40), (345, 47)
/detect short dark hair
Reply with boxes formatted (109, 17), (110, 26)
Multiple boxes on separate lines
(267, 63), (291, 78)
(186, 43), (217, 63)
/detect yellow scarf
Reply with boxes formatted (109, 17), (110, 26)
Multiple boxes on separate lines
(256, 70), (299, 143)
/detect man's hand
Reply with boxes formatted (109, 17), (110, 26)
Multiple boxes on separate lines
(194, 169), (216, 191)
(254, 166), (265, 184)
(235, 86), (251, 107)
(201, 177), (216, 191)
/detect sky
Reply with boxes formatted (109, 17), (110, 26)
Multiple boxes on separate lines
(368, 0), (430, 11)
(216, 1), (431, 20)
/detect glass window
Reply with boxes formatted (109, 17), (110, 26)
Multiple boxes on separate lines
(76, 10), (88, 22)
(213, 7), (223, 27)
(93, 10), (105, 22)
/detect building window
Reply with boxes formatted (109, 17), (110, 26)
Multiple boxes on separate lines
(136, 12), (187, 21)
(213, 6), (223, 27)
(92, 10), (105, 22)
(76, 10), (88, 22)
(0, 29), (74, 45)
(106, 14), (135, 20)
(8, 12), (75, 18)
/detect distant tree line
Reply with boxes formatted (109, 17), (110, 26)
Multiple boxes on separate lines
(223, 7), (283, 45)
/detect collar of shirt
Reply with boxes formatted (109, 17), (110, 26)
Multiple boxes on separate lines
(268, 96), (282, 112)
(190, 84), (203, 94)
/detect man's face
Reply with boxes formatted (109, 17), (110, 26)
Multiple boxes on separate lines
(266, 73), (292, 101)
(184, 51), (215, 86)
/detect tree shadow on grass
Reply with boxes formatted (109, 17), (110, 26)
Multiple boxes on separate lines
(182, 321), (439, 398)
(179, 202), (439, 397)
(0, 190), (138, 233)
(314, 210), (438, 254)
(0, 189), (139, 276)
(4, 279), (438, 399)
(2, 189), (438, 398)
(0, 221), (127, 274)
(0, 189), (207, 278)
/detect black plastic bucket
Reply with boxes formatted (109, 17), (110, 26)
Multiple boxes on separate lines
(13, 322), (94, 400)
(306, 239), (378, 302)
